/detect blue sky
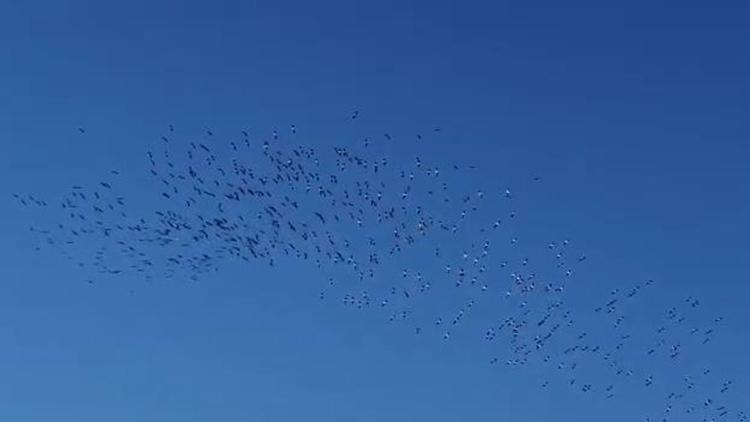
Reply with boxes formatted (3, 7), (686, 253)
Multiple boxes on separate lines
(1, 1), (749, 421)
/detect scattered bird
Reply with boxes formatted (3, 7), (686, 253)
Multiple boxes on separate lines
(16, 113), (746, 422)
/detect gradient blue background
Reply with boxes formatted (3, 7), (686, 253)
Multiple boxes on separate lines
(1, 1), (749, 421)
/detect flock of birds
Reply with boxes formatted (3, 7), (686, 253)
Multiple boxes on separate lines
(14, 113), (747, 421)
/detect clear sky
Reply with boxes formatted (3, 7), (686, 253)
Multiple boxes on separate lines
(1, 1), (749, 421)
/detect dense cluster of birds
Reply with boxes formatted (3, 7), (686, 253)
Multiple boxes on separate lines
(14, 114), (746, 421)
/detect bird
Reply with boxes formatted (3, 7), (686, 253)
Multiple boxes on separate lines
(15, 119), (747, 422)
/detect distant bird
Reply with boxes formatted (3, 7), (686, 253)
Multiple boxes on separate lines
(16, 118), (746, 422)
